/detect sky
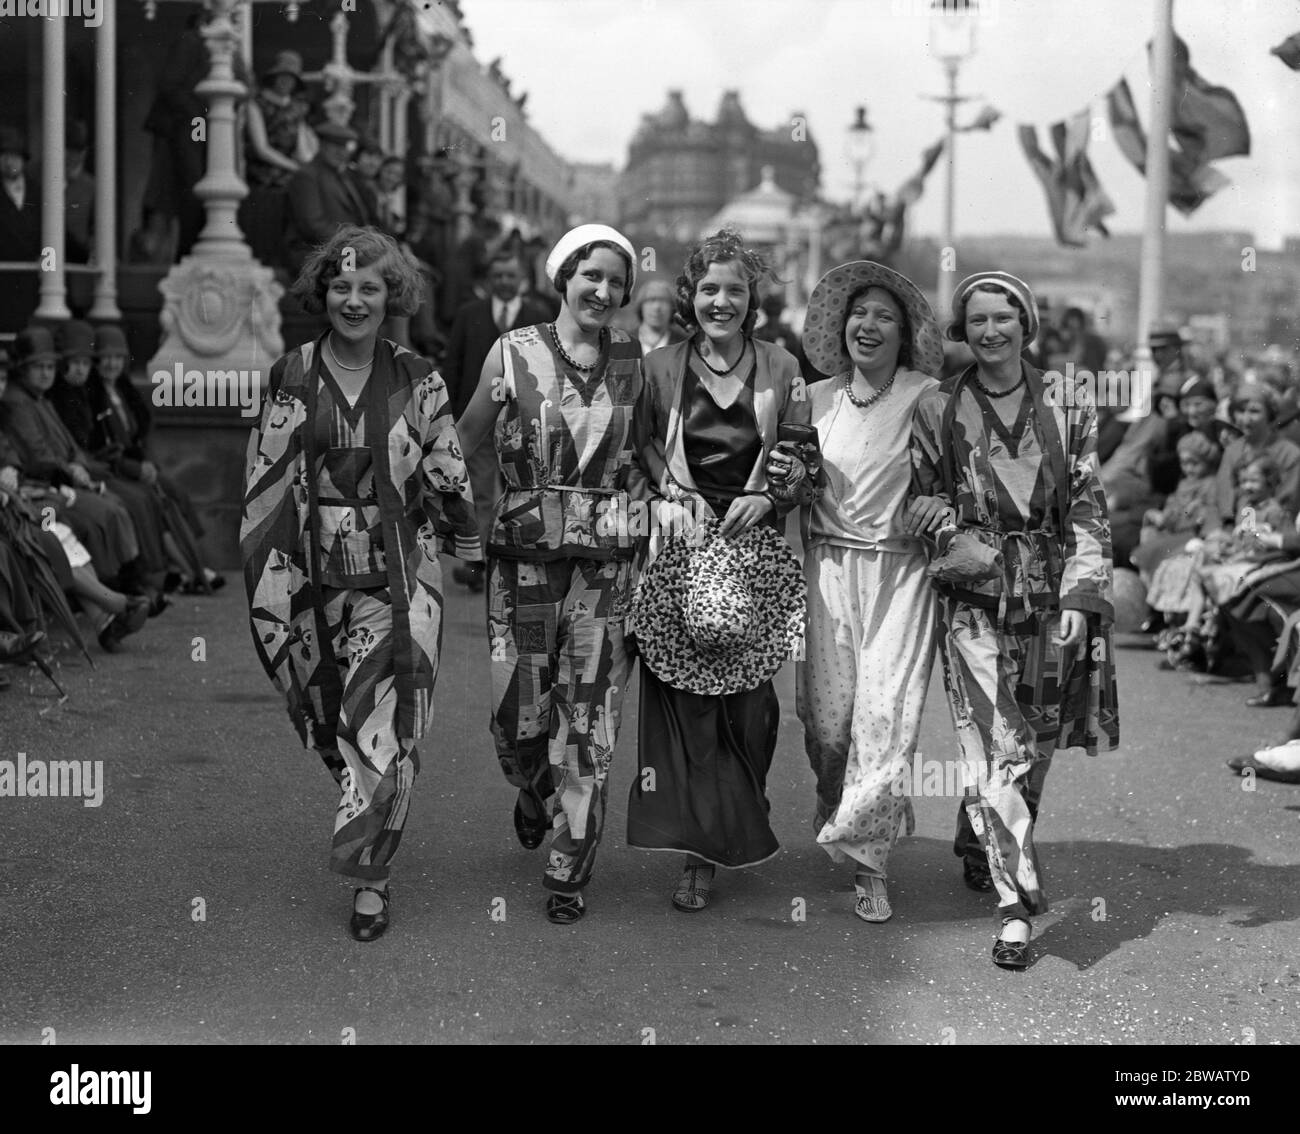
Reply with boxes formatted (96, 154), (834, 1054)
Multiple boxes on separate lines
(459, 0), (1300, 249)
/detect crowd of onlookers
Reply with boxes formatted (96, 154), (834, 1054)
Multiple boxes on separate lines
(0, 321), (224, 697)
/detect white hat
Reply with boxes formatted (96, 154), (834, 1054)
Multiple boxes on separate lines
(545, 224), (637, 307)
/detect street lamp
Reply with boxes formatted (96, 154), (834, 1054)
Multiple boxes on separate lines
(844, 105), (874, 214)
(928, 0), (979, 319)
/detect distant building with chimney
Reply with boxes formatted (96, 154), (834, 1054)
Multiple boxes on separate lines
(619, 90), (820, 242)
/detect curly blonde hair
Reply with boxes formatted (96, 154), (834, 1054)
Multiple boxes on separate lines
(291, 225), (425, 317)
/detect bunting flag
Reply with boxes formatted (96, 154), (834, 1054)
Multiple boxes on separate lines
(1272, 32), (1300, 71)
(895, 138), (945, 208)
(1167, 33), (1251, 164)
(1017, 112), (1114, 247)
(1106, 76), (1231, 216)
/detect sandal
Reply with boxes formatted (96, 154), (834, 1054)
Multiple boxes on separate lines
(671, 864), (714, 912)
(545, 893), (585, 924)
(992, 917), (1031, 970)
(853, 874), (892, 923)
(349, 885), (390, 942)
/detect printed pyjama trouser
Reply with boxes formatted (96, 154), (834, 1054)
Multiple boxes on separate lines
(797, 544), (936, 875)
(313, 585), (418, 882)
(937, 596), (1077, 919)
(488, 555), (633, 894)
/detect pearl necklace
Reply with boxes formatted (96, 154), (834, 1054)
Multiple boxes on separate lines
(548, 323), (606, 373)
(326, 334), (373, 372)
(843, 370), (895, 409)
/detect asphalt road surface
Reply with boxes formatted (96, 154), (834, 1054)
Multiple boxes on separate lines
(1, 568), (1297, 1045)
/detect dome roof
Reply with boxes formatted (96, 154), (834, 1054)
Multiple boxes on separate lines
(702, 166), (797, 243)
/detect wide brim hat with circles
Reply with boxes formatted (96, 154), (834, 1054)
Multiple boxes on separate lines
(802, 260), (945, 379)
(632, 519), (805, 696)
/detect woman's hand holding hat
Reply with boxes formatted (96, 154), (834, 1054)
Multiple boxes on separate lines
(719, 494), (773, 539)
(903, 495), (953, 536)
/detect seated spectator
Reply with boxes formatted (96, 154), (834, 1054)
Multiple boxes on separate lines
(0, 488), (149, 654)
(1216, 382), (1300, 529)
(1, 325), (155, 599)
(284, 121), (375, 277)
(1172, 457), (1295, 684)
(1178, 375), (1239, 451)
(57, 323), (223, 593)
(1137, 430), (1221, 644)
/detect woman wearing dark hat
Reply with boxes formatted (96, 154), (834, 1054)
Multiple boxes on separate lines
(784, 260), (945, 922)
(0, 325), (149, 599)
(241, 51), (315, 269)
(1179, 374), (1239, 453)
(42, 321), (175, 609)
(241, 225), (481, 941)
(910, 271), (1119, 969)
(0, 349), (149, 653)
(54, 323), (223, 593)
(455, 223), (648, 924)
(626, 228), (807, 911)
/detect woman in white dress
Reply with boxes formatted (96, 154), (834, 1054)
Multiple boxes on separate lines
(776, 261), (946, 922)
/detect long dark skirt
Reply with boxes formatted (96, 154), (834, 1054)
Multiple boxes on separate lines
(627, 666), (780, 868)
(104, 477), (170, 579)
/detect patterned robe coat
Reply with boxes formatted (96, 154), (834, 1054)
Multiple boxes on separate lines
(240, 336), (481, 749)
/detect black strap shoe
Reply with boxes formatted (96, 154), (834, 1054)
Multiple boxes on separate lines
(349, 886), (390, 942)
(992, 918), (1031, 970)
(513, 794), (549, 849)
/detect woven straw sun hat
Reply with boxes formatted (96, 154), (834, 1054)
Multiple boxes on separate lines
(632, 519), (805, 696)
(802, 260), (944, 379)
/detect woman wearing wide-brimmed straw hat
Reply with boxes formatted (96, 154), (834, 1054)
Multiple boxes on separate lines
(909, 270), (1120, 969)
(626, 228), (807, 911)
(779, 260), (945, 923)
(456, 223), (649, 924)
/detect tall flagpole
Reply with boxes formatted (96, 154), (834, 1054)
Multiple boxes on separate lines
(1131, 0), (1175, 418)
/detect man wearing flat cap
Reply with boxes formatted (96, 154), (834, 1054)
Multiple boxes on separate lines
(283, 120), (378, 276)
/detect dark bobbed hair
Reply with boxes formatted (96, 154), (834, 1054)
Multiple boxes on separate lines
(1230, 383), (1280, 422)
(843, 283), (913, 372)
(947, 282), (1031, 343)
(674, 228), (776, 336)
(291, 225), (424, 318)
(553, 240), (634, 308)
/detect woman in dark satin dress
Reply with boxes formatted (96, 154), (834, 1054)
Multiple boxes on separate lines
(628, 230), (808, 910)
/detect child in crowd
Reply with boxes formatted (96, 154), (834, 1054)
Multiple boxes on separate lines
(1159, 455), (1294, 671)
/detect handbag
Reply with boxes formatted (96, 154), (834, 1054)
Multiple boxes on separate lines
(927, 528), (1004, 584)
(766, 422), (823, 506)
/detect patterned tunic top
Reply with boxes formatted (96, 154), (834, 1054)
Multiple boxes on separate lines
(314, 365), (385, 588)
(911, 363), (1114, 624)
(491, 324), (646, 560)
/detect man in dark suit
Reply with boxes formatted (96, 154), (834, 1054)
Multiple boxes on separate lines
(283, 121), (377, 275)
(444, 250), (551, 591)
(0, 127), (41, 333)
